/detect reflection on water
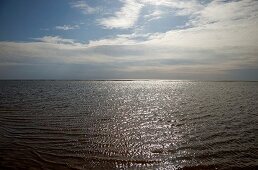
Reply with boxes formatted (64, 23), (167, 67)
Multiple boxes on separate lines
(0, 81), (258, 169)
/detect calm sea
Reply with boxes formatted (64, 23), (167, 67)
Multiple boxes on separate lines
(0, 80), (257, 170)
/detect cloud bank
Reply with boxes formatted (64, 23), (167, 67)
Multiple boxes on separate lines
(1, 0), (258, 80)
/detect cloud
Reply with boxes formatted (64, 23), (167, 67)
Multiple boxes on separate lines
(144, 10), (163, 21)
(98, 0), (143, 29)
(1, 0), (258, 79)
(70, 0), (97, 14)
(191, 0), (258, 27)
(55, 25), (80, 30)
(140, 0), (203, 16)
(97, 0), (202, 29)
(32, 36), (77, 44)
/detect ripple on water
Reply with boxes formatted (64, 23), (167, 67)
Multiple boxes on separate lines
(0, 81), (258, 169)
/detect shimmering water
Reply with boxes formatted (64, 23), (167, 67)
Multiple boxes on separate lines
(0, 80), (258, 170)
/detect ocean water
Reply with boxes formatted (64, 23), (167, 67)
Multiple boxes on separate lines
(0, 80), (257, 170)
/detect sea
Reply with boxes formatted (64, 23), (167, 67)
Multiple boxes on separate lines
(0, 80), (257, 170)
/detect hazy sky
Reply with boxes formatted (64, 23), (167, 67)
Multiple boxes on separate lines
(0, 0), (258, 80)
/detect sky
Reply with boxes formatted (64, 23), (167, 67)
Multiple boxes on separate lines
(0, 0), (258, 80)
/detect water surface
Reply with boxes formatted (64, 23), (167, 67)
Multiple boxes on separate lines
(0, 81), (258, 169)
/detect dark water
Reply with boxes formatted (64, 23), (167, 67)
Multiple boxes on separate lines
(0, 80), (258, 170)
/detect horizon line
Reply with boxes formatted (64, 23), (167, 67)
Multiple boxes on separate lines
(0, 79), (258, 82)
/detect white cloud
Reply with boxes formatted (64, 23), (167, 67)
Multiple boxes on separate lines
(144, 10), (163, 21)
(70, 0), (97, 14)
(191, 0), (258, 27)
(98, 0), (143, 29)
(55, 25), (80, 30)
(88, 37), (138, 46)
(97, 0), (203, 29)
(140, 0), (203, 16)
(32, 36), (77, 45)
(1, 0), (258, 79)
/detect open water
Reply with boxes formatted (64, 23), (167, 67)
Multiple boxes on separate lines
(0, 80), (257, 169)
